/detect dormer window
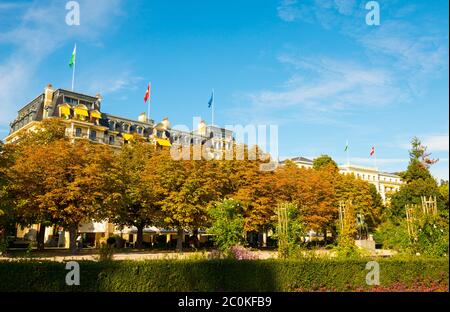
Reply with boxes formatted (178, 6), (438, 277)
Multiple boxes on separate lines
(74, 104), (89, 121)
(59, 104), (71, 119)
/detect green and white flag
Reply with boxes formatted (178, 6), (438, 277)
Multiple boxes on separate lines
(69, 44), (76, 67)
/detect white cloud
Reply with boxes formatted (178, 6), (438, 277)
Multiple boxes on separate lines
(87, 74), (144, 95)
(276, 0), (449, 97)
(0, 0), (124, 126)
(423, 134), (449, 152)
(228, 54), (405, 126)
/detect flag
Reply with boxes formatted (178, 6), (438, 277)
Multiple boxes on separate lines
(208, 90), (214, 108)
(344, 140), (349, 152)
(69, 44), (76, 67)
(144, 83), (151, 103)
(370, 146), (375, 157)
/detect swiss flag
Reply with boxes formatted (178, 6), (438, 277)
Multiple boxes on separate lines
(144, 83), (151, 103)
(370, 146), (375, 157)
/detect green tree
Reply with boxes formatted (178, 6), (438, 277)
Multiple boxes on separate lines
(312, 154), (339, 172)
(208, 199), (245, 253)
(390, 137), (442, 218)
(378, 137), (448, 256)
(400, 137), (437, 183)
(439, 180), (449, 210)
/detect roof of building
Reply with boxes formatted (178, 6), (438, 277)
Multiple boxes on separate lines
(282, 156), (313, 163)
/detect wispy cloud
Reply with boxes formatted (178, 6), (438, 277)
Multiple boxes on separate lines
(229, 54), (404, 126)
(276, 0), (449, 96)
(422, 134), (449, 152)
(87, 74), (144, 96)
(0, 0), (124, 125)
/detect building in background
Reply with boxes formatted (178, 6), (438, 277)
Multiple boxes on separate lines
(283, 157), (402, 202)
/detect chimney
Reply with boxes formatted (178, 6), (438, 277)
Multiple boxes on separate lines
(161, 117), (170, 129)
(198, 120), (206, 136)
(138, 112), (147, 123)
(44, 84), (54, 108)
(95, 93), (103, 110)
(43, 84), (54, 119)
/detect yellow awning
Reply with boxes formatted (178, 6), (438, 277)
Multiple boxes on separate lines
(90, 110), (102, 119)
(59, 106), (71, 116)
(74, 107), (89, 117)
(122, 133), (133, 141)
(156, 138), (171, 147)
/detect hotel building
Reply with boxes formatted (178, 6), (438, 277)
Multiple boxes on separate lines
(4, 84), (234, 248)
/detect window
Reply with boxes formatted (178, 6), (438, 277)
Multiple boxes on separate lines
(89, 130), (97, 141)
(64, 96), (78, 105)
(79, 100), (93, 109)
(109, 135), (115, 145)
(75, 128), (82, 137)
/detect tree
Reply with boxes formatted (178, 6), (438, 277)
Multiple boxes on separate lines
(231, 145), (278, 234)
(312, 154), (338, 172)
(208, 199), (245, 254)
(109, 141), (164, 249)
(391, 137), (442, 218)
(8, 139), (114, 252)
(400, 137), (437, 183)
(439, 180), (449, 211)
(158, 147), (226, 251)
(0, 141), (16, 251)
(3, 119), (67, 250)
(276, 162), (336, 235)
(334, 174), (382, 231)
(377, 137), (448, 256)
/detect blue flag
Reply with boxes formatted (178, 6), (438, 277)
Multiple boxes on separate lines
(208, 91), (214, 108)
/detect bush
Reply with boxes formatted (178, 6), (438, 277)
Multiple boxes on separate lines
(0, 258), (447, 292)
(98, 244), (114, 261)
(207, 199), (245, 254)
(106, 237), (116, 246)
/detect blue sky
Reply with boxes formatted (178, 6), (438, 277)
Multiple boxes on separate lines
(0, 0), (448, 179)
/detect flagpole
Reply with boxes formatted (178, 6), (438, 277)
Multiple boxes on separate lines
(374, 151), (378, 170)
(147, 82), (151, 122)
(71, 52), (76, 91)
(346, 139), (349, 166)
(211, 88), (215, 126)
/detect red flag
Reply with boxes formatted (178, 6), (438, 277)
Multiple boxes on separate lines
(144, 83), (151, 103)
(370, 146), (375, 157)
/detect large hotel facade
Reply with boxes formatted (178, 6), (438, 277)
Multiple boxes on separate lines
(4, 84), (402, 248)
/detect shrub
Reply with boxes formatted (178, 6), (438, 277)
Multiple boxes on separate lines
(229, 245), (257, 260)
(0, 258), (447, 292)
(207, 199), (245, 254)
(98, 244), (114, 261)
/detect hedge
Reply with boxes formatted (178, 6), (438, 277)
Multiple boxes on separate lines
(0, 259), (447, 292)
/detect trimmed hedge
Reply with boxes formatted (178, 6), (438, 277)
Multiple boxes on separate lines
(0, 258), (447, 292)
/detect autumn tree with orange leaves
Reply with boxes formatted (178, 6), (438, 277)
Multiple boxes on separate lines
(7, 137), (114, 252)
